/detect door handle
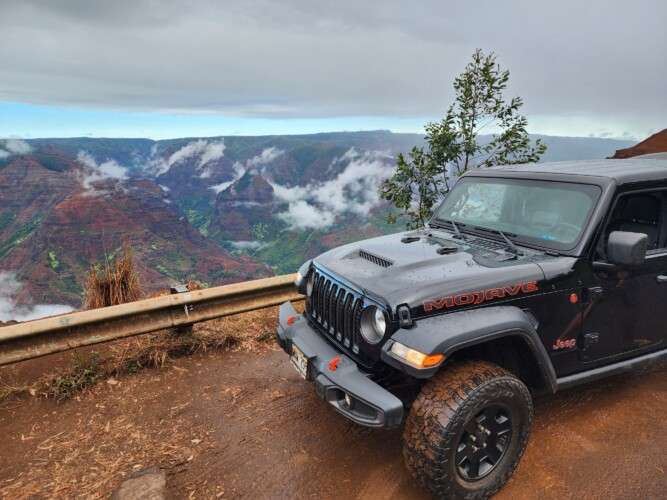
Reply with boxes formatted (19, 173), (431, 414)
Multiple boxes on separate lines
(583, 332), (600, 349)
(657, 275), (667, 283)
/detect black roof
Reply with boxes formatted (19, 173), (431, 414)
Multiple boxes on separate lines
(467, 158), (667, 185)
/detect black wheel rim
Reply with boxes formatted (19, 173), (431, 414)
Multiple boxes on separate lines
(455, 404), (513, 481)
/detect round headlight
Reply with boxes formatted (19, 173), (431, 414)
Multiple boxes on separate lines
(306, 272), (315, 296)
(373, 307), (386, 334)
(360, 306), (387, 344)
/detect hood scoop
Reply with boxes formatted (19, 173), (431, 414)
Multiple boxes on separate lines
(436, 245), (458, 255)
(359, 249), (394, 268)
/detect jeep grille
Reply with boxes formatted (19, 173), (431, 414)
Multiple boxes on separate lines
(307, 271), (364, 355)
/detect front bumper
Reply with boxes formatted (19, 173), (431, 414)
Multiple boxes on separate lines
(277, 301), (404, 428)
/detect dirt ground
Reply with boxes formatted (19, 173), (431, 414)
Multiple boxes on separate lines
(1, 313), (666, 499)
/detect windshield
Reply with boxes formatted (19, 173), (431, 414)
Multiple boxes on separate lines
(433, 177), (602, 251)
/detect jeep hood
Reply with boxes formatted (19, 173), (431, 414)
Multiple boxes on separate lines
(313, 229), (551, 309)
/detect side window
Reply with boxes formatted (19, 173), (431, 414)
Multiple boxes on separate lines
(597, 191), (666, 259)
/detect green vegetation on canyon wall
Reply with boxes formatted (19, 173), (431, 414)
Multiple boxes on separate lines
(0, 131), (637, 309)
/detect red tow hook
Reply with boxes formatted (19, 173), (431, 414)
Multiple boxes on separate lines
(328, 356), (341, 372)
(287, 315), (298, 326)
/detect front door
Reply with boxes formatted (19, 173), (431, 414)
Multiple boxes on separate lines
(582, 189), (667, 363)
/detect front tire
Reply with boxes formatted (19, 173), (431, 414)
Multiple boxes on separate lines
(403, 361), (533, 499)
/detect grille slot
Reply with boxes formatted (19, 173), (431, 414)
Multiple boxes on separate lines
(307, 271), (364, 355)
(359, 249), (393, 268)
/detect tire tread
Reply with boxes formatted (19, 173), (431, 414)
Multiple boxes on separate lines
(403, 361), (533, 499)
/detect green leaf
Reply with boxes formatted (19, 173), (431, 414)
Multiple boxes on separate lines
(379, 48), (546, 226)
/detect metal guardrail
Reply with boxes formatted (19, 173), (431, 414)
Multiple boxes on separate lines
(0, 274), (302, 366)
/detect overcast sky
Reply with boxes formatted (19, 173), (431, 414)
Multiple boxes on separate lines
(0, 0), (665, 140)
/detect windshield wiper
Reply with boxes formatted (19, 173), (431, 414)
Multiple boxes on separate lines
(432, 218), (466, 240)
(470, 225), (523, 256)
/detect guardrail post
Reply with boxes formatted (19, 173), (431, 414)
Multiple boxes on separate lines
(170, 284), (194, 336)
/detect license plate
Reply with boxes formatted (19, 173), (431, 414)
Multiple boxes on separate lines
(290, 345), (309, 379)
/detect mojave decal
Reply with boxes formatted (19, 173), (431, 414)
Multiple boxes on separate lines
(423, 281), (539, 312)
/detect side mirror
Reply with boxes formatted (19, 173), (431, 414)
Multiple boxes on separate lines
(607, 231), (648, 267)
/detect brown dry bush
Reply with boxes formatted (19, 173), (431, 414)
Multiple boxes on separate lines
(84, 244), (143, 309)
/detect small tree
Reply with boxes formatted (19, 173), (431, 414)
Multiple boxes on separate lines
(381, 49), (546, 228)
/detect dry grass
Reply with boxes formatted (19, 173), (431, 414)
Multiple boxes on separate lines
(84, 244), (142, 309)
(1, 417), (201, 498)
(35, 330), (241, 402)
(0, 306), (295, 498)
(0, 306), (282, 403)
(0, 379), (30, 401)
(43, 353), (103, 401)
(1, 378), (210, 499)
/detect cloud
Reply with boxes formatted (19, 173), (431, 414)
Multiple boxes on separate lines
(167, 140), (206, 166)
(0, 138), (32, 159)
(247, 147), (284, 167)
(0, 271), (73, 322)
(210, 161), (244, 193)
(76, 150), (128, 191)
(198, 141), (226, 169)
(272, 149), (393, 230)
(277, 199), (336, 230)
(4, 138), (32, 154)
(229, 240), (267, 251)
(0, 1), (665, 137)
(335, 147), (359, 164)
(148, 139), (225, 177)
(209, 147), (283, 194)
(209, 182), (232, 194)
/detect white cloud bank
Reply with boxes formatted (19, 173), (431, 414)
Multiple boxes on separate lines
(0, 271), (73, 322)
(0, 138), (32, 159)
(76, 151), (129, 191)
(210, 147), (283, 194)
(229, 240), (266, 251)
(247, 147), (283, 167)
(271, 148), (393, 230)
(149, 139), (226, 177)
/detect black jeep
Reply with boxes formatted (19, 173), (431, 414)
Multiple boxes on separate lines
(277, 159), (667, 499)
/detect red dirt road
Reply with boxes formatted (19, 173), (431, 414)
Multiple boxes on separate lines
(1, 346), (666, 499)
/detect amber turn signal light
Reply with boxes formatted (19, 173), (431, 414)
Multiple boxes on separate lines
(389, 342), (445, 369)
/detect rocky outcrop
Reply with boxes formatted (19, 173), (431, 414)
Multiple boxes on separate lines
(210, 171), (279, 241)
(112, 467), (166, 500)
(216, 170), (275, 204)
(612, 129), (667, 158)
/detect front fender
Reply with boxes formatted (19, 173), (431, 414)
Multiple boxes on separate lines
(381, 306), (557, 392)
